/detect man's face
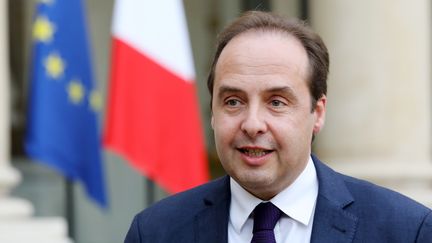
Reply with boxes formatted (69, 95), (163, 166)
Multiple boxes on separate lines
(211, 31), (326, 200)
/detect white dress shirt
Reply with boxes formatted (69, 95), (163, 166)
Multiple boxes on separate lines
(228, 156), (318, 243)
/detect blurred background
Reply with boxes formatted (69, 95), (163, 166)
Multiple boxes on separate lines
(2, 0), (432, 242)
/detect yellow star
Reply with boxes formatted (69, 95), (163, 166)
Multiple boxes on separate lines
(44, 52), (65, 79)
(33, 16), (55, 43)
(68, 79), (85, 104)
(90, 90), (103, 112)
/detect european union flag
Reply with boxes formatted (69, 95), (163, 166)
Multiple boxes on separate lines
(26, 0), (107, 207)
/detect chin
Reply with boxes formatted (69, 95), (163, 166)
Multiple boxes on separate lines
(236, 172), (276, 190)
(243, 181), (279, 200)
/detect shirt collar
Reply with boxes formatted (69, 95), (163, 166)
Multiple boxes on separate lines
(229, 156), (318, 233)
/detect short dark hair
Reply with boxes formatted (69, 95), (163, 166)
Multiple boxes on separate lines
(207, 11), (329, 110)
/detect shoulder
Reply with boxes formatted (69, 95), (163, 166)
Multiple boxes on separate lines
(313, 155), (431, 223)
(313, 155), (430, 214)
(341, 172), (430, 214)
(124, 176), (230, 242)
(341, 173), (432, 240)
(130, 176), (229, 229)
(313, 156), (432, 240)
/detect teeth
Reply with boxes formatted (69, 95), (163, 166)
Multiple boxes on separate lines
(243, 149), (268, 157)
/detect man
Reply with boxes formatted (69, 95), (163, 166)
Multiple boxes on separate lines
(124, 11), (432, 243)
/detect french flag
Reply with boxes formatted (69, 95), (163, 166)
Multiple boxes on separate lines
(104, 0), (209, 193)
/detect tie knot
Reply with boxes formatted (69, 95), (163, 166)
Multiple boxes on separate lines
(252, 202), (282, 232)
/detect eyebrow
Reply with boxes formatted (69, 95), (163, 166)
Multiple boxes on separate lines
(265, 86), (296, 95)
(217, 85), (245, 100)
(269, 85), (298, 98)
(268, 86), (298, 103)
(217, 85), (297, 100)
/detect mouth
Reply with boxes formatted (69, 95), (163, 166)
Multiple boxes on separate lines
(237, 147), (273, 157)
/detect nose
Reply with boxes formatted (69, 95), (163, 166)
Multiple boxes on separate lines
(240, 105), (267, 138)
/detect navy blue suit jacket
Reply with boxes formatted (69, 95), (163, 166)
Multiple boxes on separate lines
(125, 156), (432, 242)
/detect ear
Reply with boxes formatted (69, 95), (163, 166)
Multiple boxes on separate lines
(211, 113), (215, 129)
(313, 95), (326, 134)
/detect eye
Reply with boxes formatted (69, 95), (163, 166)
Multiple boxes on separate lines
(226, 99), (240, 107)
(270, 99), (285, 107)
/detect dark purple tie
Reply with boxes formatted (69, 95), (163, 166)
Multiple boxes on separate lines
(251, 202), (282, 243)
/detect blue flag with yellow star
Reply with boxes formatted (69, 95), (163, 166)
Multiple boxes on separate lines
(26, 0), (107, 207)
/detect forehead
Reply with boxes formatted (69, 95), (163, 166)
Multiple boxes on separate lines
(214, 30), (309, 89)
(215, 30), (309, 83)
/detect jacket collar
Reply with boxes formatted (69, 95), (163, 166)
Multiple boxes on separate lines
(194, 176), (231, 243)
(310, 154), (358, 243)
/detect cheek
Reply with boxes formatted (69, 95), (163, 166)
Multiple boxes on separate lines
(270, 116), (313, 145)
(213, 116), (231, 138)
(214, 112), (240, 129)
(213, 116), (242, 145)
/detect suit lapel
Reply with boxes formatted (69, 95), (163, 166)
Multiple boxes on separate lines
(311, 155), (358, 243)
(311, 195), (358, 243)
(194, 176), (230, 243)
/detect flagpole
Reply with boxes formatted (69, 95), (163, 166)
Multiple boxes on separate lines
(146, 178), (155, 206)
(65, 179), (75, 240)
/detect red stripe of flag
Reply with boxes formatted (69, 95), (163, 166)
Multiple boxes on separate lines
(104, 37), (209, 193)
